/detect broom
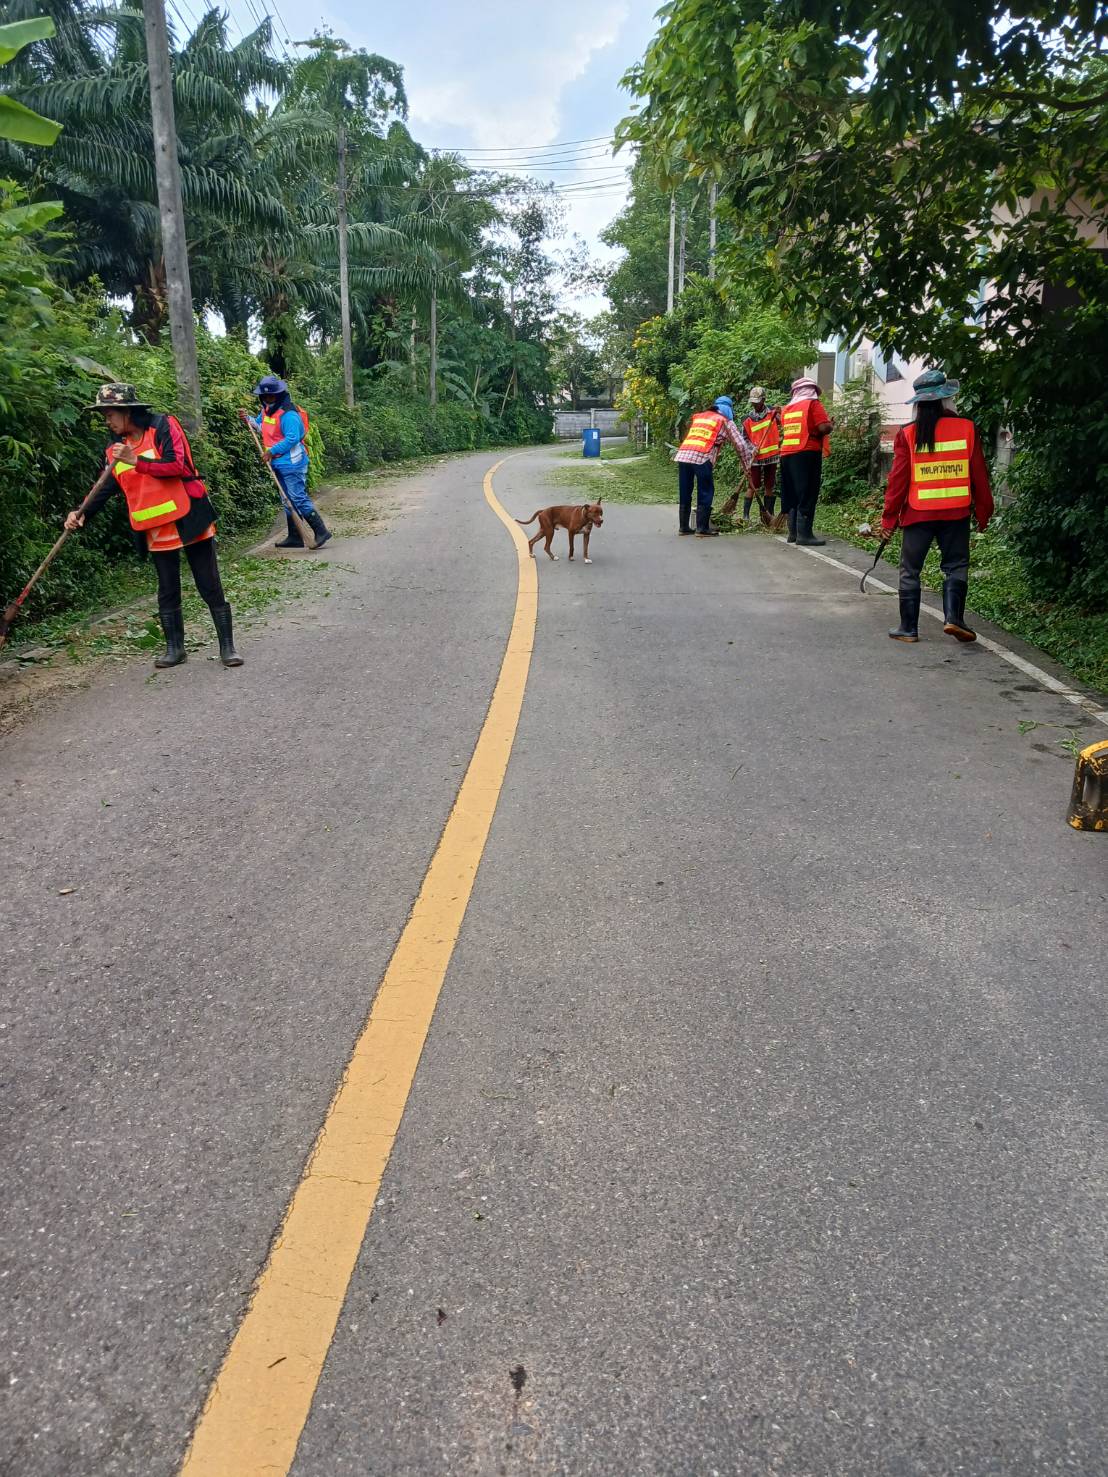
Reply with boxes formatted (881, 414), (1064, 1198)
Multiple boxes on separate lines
(240, 412), (316, 549)
(718, 416), (786, 529)
(0, 466), (113, 652)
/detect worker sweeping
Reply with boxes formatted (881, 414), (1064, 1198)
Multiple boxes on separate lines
(741, 387), (781, 524)
(248, 375), (331, 549)
(778, 376), (833, 546)
(673, 395), (753, 537)
(882, 368), (993, 644)
(63, 383), (243, 669)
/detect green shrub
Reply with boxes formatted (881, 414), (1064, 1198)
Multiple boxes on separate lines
(0, 210), (549, 629)
(822, 374), (882, 504)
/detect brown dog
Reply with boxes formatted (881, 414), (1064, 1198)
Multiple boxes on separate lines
(516, 501), (604, 562)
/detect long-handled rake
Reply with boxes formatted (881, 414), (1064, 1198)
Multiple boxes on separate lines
(241, 413), (316, 549)
(0, 466), (113, 651)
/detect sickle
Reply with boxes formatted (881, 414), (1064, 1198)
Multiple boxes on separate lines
(860, 536), (891, 593)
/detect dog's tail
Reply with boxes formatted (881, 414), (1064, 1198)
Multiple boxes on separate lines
(515, 511), (540, 526)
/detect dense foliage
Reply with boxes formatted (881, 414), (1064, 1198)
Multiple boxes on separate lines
(618, 275), (815, 447)
(618, 0), (1108, 609)
(0, 1), (574, 624)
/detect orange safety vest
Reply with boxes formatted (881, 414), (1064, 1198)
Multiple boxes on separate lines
(678, 410), (726, 456)
(779, 399), (830, 458)
(744, 410), (780, 459)
(261, 406), (310, 451)
(906, 417), (975, 513)
(111, 427), (192, 532)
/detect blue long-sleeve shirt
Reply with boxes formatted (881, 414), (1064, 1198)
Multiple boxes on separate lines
(252, 406), (308, 473)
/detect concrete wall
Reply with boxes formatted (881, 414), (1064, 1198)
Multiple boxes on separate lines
(552, 410), (628, 440)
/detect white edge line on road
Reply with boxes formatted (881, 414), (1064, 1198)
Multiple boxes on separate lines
(773, 536), (1108, 730)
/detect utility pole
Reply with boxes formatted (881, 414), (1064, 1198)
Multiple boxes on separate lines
(708, 181), (717, 280)
(142, 0), (202, 431)
(429, 279), (438, 407)
(336, 120), (355, 409)
(666, 192), (675, 312)
(677, 207), (687, 296)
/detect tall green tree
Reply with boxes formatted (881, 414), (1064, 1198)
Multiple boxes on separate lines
(2, 0), (292, 338)
(621, 0), (1108, 605)
(288, 34), (406, 406)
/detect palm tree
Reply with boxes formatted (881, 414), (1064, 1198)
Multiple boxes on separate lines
(3, 1), (293, 338)
(287, 35), (407, 407)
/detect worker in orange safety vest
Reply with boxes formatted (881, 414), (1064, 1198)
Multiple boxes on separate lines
(882, 368), (994, 644)
(673, 396), (753, 537)
(65, 383), (243, 669)
(778, 376), (833, 546)
(741, 387), (781, 523)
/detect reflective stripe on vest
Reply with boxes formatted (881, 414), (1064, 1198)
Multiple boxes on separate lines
(907, 419), (974, 512)
(779, 403), (809, 455)
(112, 437), (192, 532)
(678, 411), (725, 456)
(747, 413), (780, 458)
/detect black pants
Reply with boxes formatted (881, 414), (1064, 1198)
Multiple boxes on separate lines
(779, 449), (823, 518)
(677, 460), (715, 532)
(152, 536), (226, 614)
(898, 518), (971, 597)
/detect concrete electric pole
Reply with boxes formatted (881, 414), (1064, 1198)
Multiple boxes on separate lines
(708, 181), (717, 280)
(666, 193), (675, 313)
(142, 0), (203, 431)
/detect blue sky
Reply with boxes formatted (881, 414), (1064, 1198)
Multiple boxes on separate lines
(215, 0), (663, 311)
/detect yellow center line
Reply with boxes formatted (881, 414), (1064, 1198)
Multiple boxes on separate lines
(179, 454), (536, 1477)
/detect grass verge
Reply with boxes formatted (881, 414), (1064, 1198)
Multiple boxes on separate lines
(549, 448), (678, 506)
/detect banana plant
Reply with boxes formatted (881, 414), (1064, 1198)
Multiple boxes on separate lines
(0, 16), (61, 145)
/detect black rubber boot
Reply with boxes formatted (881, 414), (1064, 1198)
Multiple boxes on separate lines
(943, 579), (977, 642)
(211, 604), (244, 667)
(764, 496), (777, 517)
(306, 510), (332, 549)
(795, 514), (826, 547)
(786, 508), (798, 543)
(274, 514), (303, 549)
(742, 497), (753, 524)
(154, 606), (187, 668)
(889, 592), (921, 642)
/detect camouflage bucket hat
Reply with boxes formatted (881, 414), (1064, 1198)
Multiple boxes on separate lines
(85, 382), (151, 412)
(907, 368), (960, 404)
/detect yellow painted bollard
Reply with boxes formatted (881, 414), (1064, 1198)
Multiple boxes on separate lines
(1067, 738), (1108, 832)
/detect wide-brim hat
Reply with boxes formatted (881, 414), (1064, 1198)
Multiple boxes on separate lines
(252, 375), (288, 397)
(85, 382), (150, 412)
(908, 368), (960, 403)
(790, 376), (820, 395)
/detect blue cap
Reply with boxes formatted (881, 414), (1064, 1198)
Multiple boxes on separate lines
(714, 396), (734, 421)
(252, 375), (288, 397)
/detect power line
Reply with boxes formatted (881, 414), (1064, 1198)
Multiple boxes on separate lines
(426, 134), (613, 155)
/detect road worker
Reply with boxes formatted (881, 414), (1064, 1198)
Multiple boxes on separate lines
(883, 368), (994, 644)
(778, 376), (833, 546)
(64, 383), (242, 669)
(741, 387), (781, 523)
(248, 375), (331, 549)
(673, 395), (753, 537)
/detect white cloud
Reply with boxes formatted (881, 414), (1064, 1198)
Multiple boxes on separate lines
(401, 1), (630, 148)
(226, 0), (660, 306)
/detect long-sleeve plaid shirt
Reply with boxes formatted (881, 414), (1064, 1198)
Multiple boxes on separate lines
(674, 416), (753, 471)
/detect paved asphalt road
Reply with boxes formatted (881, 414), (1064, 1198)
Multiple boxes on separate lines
(2, 445), (1105, 1477)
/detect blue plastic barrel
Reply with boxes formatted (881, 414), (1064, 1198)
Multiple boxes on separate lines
(582, 427), (601, 458)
